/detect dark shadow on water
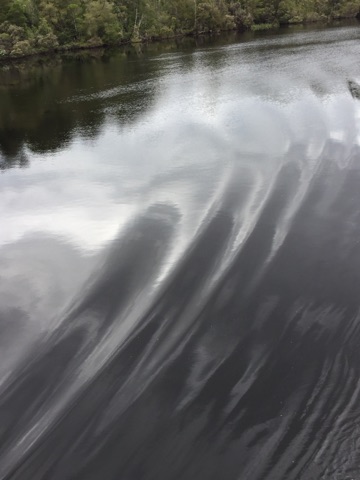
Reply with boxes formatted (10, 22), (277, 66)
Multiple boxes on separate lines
(0, 33), (245, 168)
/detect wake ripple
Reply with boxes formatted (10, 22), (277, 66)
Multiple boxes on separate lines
(2, 140), (360, 480)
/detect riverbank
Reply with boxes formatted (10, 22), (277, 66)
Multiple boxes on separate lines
(0, 15), (358, 64)
(0, 0), (359, 62)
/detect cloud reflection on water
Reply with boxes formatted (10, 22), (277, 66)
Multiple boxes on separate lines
(1, 23), (360, 480)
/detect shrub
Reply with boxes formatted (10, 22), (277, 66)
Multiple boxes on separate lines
(0, 32), (11, 52)
(86, 36), (104, 47)
(10, 39), (32, 56)
(36, 32), (59, 50)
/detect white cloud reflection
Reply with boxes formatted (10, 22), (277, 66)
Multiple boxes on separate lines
(1, 26), (360, 376)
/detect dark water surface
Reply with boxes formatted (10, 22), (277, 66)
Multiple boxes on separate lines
(1, 24), (360, 480)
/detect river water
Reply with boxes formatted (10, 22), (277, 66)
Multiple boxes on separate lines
(1, 23), (360, 480)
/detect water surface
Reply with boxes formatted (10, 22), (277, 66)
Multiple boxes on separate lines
(1, 24), (360, 480)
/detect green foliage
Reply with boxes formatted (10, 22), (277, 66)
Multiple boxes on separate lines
(0, 0), (358, 58)
(6, 1), (28, 27)
(83, 1), (122, 43)
(36, 31), (58, 50)
(11, 39), (32, 56)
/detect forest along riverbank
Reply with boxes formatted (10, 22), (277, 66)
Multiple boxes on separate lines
(0, 0), (359, 60)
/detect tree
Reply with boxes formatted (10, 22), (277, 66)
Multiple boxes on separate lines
(83, 1), (122, 43)
(6, 0), (28, 27)
(0, 0), (359, 58)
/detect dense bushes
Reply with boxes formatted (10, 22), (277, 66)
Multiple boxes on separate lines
(0, 0), (358, 58)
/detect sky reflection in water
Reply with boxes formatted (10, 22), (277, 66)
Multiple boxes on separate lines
(1, 24), (360, 480)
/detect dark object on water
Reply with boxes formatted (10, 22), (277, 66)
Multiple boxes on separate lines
(348, 80), (360, 100)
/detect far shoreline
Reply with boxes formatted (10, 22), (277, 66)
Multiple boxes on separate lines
(0, 16), (359, 65)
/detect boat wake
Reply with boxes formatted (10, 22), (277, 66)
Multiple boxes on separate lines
(2, 30), (360, 479)
(2, 130), (360, 479)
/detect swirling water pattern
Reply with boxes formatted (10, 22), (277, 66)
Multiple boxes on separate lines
(1, 24), (360, 480)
